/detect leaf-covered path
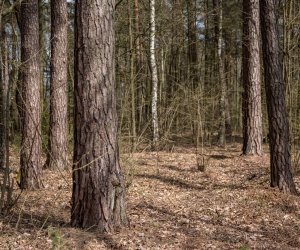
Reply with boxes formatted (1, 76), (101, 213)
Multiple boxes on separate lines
(1, 143), (300, 249)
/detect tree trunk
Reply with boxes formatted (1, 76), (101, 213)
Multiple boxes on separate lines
(0, 16), (14, 212)
(260, 0), (297, 194)
(72, 0), (128, 231)
(9, 15), (20, 139)
(0, 12), (4, 170)
(19, 0), (43, 189)
(150, 0), (159, 144)
(128, 0), (137, 150)
(134, 0), (145, 132)
(45, 0), (68, 169)
(214, 0), (226, 145)
(167, 0), (180, 98)
(204, 0), (210, 89)
(38, 0), (45, 101)
(0, 19), (8, 170)
(242, 0), (263, 155)
(187, 0), (198, 89)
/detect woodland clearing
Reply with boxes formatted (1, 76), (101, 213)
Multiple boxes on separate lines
(1, 142), (300, 249)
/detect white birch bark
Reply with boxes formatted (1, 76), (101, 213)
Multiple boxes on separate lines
(150, 0), (159, 143)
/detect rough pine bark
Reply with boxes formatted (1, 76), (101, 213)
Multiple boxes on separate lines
(19, 0), (43, 189)
(242, 0), (263, 155)
(260, 0), (297, 194)
(71, 0), (128, 231)
(45, 0), (68, 169)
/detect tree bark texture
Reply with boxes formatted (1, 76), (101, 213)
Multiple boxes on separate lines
(19, 0), (43, 189)
(242, 0), (263, 155)
(45, 0), (68, 169)
(72, 0), (128, 231)
(260, 0), (297, 194)
(150, 0), (159, 143)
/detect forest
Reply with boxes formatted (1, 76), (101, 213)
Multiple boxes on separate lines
(1, 0), (300, 249)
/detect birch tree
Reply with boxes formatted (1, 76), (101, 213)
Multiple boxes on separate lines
(150, 0), (159, 144)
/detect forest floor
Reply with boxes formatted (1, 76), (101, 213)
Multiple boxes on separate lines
(1, 142), (300, 249)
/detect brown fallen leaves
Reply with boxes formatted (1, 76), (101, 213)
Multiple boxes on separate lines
(1, 143), (300, 249)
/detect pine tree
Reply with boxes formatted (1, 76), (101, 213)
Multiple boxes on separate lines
(242, 0), (263, 155)
(19, 0), (43, 189)
(45, 0), (68, 169)
(71, 0), (128, 231)
(260, 0), (297, 193)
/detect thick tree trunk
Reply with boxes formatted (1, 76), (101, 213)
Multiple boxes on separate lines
(260, 0), (297, 194)
(72, 0), (128, 231)
(150, 0), (159, 144)
(45, 0), (68, 169)
(19, 0), (43, 189)
(242, 0), (263, 155)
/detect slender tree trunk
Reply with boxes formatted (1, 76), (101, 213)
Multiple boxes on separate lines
(128, 0), (137, 150)
(214, 0), (226, 145)
(150, 0), (159, 144)
(242, 0), (263, 155)
(260, 0), (297, 194)
(45, 0), (68, 169)
(72, 0), (128, 231)
(134, 0), (145, 132)
(167, 0), (178, 98)
(9, 15), (20, 138)
(0, 15), (13, 212)
(0, 12), (4, 170)
(0, 19), (8, 170)
(38, 0), (45, 100)
(187, 0), (198, 89)
(204, 0), (210, 89)
(19, 0), (43, 189)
